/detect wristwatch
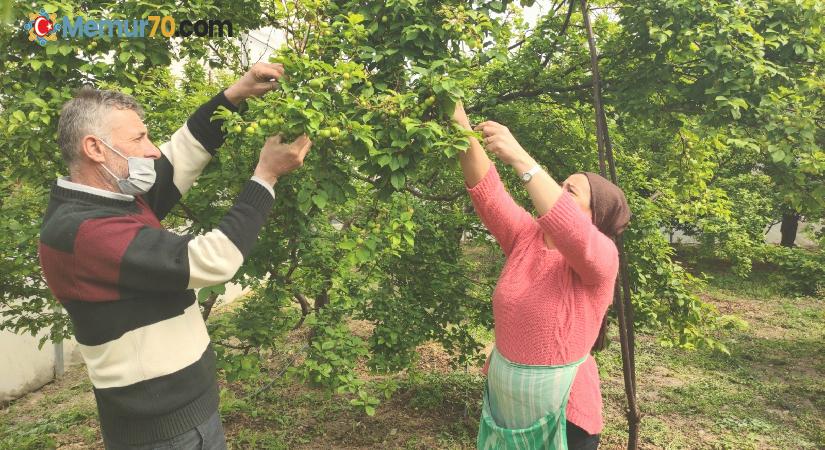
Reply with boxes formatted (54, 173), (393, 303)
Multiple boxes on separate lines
(520, 165), (542, 183)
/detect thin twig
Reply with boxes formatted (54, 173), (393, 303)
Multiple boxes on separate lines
(248, 343), (310, 399)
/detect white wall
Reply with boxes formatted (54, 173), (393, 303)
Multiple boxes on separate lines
(0, 282), (250, 402)
(0, 328), (82, 402)
(669, 221), (821, 249)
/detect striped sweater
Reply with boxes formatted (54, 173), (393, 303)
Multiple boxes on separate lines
(38, 92), (274, 444)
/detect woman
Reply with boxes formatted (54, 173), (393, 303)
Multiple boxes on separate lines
(453, 103), (630, 450)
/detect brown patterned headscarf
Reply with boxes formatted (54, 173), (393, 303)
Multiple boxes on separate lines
(578, 172), (631, 238)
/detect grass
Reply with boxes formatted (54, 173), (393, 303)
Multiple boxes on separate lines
(595, 260), (825, 449)
(1, 260), (823, 449)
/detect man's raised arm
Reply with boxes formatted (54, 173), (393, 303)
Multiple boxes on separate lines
(142, 63), (285, 219)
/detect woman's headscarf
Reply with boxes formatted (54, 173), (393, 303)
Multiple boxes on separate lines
(576, 172), (630, 353)
(578, 172), (630, 238)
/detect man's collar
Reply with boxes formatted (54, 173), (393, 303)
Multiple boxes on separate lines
(57, 176), (135, 201)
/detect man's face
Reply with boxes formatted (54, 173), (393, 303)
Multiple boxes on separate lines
(99, 108), (161, 178)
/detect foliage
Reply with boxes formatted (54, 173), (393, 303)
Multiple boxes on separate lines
(0, 0), (822, 415)
(753, 244), (825, 297)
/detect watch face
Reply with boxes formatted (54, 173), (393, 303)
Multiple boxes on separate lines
(521, 173), (531, 182)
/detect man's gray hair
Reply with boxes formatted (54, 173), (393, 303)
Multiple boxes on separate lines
(57, 87), (145, 168)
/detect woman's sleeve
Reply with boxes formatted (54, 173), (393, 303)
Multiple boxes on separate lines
(466, 163), (534, 257)
(536, 191), (619, 285)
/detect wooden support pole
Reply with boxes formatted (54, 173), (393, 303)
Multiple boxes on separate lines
(579, 0), (641, 448)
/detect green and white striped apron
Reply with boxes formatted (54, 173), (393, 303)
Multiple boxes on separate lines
(477, 348), (587, 450)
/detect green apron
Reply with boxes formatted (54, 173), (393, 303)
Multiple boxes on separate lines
(477, 348), (587, 450)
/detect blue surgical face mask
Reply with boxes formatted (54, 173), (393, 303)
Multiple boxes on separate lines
(97, 138), (156, 196)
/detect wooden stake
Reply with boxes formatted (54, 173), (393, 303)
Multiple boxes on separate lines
(579, 0), (641, 448)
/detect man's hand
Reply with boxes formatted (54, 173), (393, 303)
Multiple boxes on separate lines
(474, 121), (535, 172)
(224, 63), (285, 106)
(254, 134), (313, 185)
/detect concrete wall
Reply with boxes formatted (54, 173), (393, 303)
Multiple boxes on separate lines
(0, 329), (82, 402)
(0, 282), (251, 402)
(669, 221), (821, 249)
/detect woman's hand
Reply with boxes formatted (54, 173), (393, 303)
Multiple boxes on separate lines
(452, 101), (472, 130)
(474, 121), (535, 172)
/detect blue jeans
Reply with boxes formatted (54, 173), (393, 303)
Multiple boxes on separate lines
(102, 410), (227, 450)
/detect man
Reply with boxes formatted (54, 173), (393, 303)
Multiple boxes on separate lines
(38, 63), (311, 449)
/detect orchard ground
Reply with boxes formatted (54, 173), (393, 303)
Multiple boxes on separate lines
(1, 249), (823, 450)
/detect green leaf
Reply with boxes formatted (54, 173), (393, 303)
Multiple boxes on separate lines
(770, 149), (786, 163)
(312, 191), (328, 209)
(728, 98), (748, 109)
(390, 173), (405, 190)
(355, 247), (370, 262)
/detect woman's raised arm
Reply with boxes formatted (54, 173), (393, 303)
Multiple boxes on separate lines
(453, 102), (491, 188)
(453, 103), (534, 257)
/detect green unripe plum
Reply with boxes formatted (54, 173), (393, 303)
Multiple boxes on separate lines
(245, 126), (256, 135)
(232, 124), (242, 133)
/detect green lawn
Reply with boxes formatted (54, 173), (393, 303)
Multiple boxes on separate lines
(1, 263), (823, 449)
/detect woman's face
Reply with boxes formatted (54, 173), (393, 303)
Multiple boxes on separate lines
(561, 173), (592, 219)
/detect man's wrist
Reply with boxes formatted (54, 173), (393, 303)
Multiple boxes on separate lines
(253, 168), (278, 186)
(223, 85), (246, 107)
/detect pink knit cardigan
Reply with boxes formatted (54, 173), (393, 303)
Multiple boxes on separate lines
(467, 163), (618, 435)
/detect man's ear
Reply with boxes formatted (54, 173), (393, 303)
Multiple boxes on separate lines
(81, 135), (106, 164)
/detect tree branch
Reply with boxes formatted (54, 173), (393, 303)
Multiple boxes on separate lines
(178, 201), (204, 227)
(201, 292), (219, 321)
(293, 293), (310, 329)
(405, 184), (465, 202)
(541, 0), (576, 68)
(468, 81), (594, 113)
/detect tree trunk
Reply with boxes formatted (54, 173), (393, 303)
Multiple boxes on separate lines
(201, 292), (219, 321)
(779, 212), (800, 247)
